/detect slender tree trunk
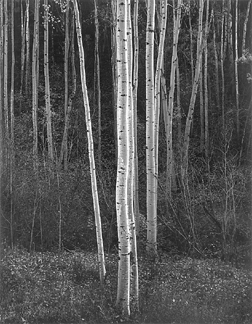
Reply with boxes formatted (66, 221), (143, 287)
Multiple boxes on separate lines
(199, 62), (204, 153)
(0, 0), (3, 259)
(73, 0), (106, 285)
(220, 0), (225, 130)
(181, 0), (204, 183)
(146, 0), (157, 258)
(115, 0), (130, 316)
(126, 0), (139, 312)
(94, 0), (102, 170)
(189, 2), (194, 84)
(166, 0), (180, 196)
(132, 0), (140, 238)
(20, 0), (25, 109)
(10, 0), (15, 249)
(176, 60), (181, 148)
(213, 13), (220, 110)
(111, 0), (118, 162)
(204, 0), (209, 159)
(60, 8), (76, 169)
(62, 0), (69, 169)
(32, 0), (39, 170)
(3, 0), (8, 142)
(242, 0), (252, 54)
(25, 0), (30, 96)
(44, 0), (54, 161)
(234, 0), (239, 137)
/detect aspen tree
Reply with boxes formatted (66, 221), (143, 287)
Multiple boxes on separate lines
(72, 0), (106, 285)
(204, 0), (209, 159)
(199, 62), (204, 152)
(126, 0), (139, 311)
(115, 0), (131, 315)
(189, 2), (194, 84)
(227, 0), (233, 63)
(20, 0), (25, 106)
(94, 0), (102, 170)
(3, 0), (8, 141)
(239, 0), (252, 163)
(146, 0), (156, 258)
(242, 0), (252, 54)
(166, 0), (180, 195)
(234, 0), (239, 136)
(10, 0), (15, 249)
(25, 0), (30, 96)
(220, 0), (225, 129)
(60, 6), (76, 169)
(62, 0), (69, 170)
(44, 0), (54, 161)
(0, 0), (3, 260)
(133, 0), (140, 237)
(213, 13), (220, 110)
(0, 0), (4, 257)
(181, 0), (204, 183)
(111, 0), (117, 161)
(176, 60), (181, 148)
(32, 0), (39, 169)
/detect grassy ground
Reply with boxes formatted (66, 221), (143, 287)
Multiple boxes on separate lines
(0, 247), (251, 324)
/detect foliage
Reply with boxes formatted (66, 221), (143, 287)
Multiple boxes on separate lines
(0, 248), (251, 323)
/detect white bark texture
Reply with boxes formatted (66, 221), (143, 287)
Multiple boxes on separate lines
(32, 0), (39, 167)
(44, 0), (54, 161)
(115, 0), (131, 316)
(73, 0), (106, 285)
(146, 0), (156, 257)
(166, 0), (181, 195)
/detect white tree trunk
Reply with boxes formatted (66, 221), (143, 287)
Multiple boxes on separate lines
(115, 0), (131, 316)
(44, 0), (54, 161)
(181, 0), (204, 183)
(166, 0), (181, 195)
(146, 0), (156, 258)
(73, 0), (106, 285)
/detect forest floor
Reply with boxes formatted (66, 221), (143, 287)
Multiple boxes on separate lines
(0, 247), (252, 324)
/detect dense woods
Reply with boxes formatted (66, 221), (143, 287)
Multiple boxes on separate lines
(0, 0), (252, 322)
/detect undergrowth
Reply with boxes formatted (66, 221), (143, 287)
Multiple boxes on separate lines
(0, 247), (251, 324)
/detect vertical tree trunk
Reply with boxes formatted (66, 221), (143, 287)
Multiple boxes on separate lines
(0, 0), (3, 259)
(115, 0), (131, 316)
(94, 0), (102, 170)
(44, 0), (54, 161)
(176, 60), (181, 148)
(220, 0), (225, 130)
(25, 0), (30, 96)
(146, 0), (156, 258)
(3, 0), (8, 141)
(32, 0), (39, 169)
(166, 0), (180, 196)
(73, 0), (106, 285)
(111, 0), (118, 162)
(132, 0), (140, 238)
(62, 0), (69, 169)
(204, 0), (209, 159)
(10, 0), (15, 249)
(199, 62), (204, 153)
(242, 0), (252, 54)
(181, 0), (204, 183)
(234, 0), (239, 137)
(20, 0), (25, 109)
(213, 13), (220, 110)
(126, 0), (139, 311)
(60, 6), (76, 169)
(189, 2), (194, 84)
